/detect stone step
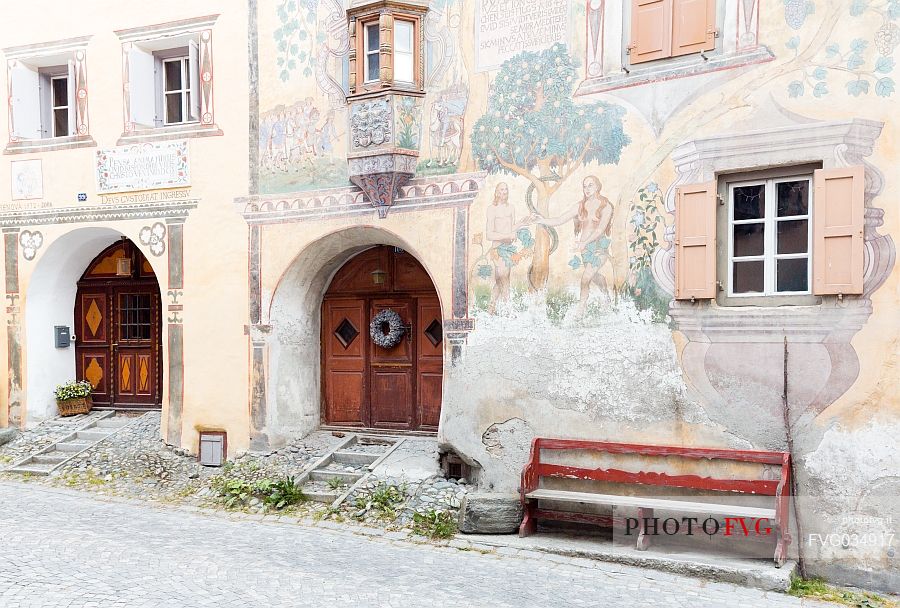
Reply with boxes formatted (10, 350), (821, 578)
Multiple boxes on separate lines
(55, 441), (92, 453)
(93, 418), (130, 429)
(309, 469), (363, 483)
(75, 430), (112, 441)
(332, 451), (381, 465)
(31, 454), (69, 465)
(8, 463), (55, 475)
(302, 489), (341, 503)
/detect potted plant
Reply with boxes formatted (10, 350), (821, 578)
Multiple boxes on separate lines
(54, 380), (93, 417)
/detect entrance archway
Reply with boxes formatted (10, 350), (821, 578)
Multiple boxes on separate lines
(74, 239), (162, 409)
(322, 246), (443, 432)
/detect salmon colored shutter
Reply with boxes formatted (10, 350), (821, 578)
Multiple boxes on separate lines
(630, 0), (673, 64)
(675, 181), (717, 300)
(813, 166), (865, 295)
(672, 0), (716, 57)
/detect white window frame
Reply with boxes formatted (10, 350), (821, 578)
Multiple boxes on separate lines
(364, 22), (380, 84)
(161, 55), (192, 125)
(394, 19), (414, 83)
(727, 176), (813, 297)
(49, 74), (69, 137)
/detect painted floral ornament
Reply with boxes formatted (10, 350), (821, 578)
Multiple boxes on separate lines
(139, 222), (167, 256)
(369, 309), (406, 349)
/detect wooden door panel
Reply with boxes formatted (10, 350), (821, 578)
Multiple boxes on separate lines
(112, 286), (160, 406)
(323, 299), (366, 426)
(418, 372), (442, 429)
(78, 293), (108, 343)
(117, 352), (135, 396)
(370, 369), (412, 428)
(77, 350), (110, 404)
(416, 297), (443, 429)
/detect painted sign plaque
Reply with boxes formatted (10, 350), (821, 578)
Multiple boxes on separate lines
(95, 140), (190, 194)
(475, 0), (569, 72)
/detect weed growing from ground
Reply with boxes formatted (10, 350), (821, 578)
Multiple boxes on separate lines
(412, 509), (457, 539)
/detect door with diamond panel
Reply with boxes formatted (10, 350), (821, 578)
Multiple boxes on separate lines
(321, 245), (443, 432)
(75, 240), (162, 409)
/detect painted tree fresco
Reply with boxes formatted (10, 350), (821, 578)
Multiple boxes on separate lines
(471, 44), (630, 292)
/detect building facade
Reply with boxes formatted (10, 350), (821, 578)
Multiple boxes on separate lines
(1, 0), (897, 591)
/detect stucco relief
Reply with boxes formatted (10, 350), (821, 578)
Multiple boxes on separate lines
(19, 230), (42, 261)
(350, 98), (392, 149)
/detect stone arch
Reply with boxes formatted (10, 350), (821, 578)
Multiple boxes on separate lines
(24, 227), (164, 423)
(263, 226), (446, 447)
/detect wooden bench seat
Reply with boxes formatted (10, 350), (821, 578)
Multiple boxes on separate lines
(519, 438), (793, 565)
(525, 489), (777, 520)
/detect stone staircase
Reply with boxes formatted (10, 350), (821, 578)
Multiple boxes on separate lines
(297, 435), (402, 506)
(5, 413), (133, 476)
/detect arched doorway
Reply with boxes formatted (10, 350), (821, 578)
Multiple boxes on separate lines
(74, 239), (162, 409)
(321, 245), (443, 432)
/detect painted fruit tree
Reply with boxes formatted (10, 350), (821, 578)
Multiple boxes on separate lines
(471, 43), (630, 290)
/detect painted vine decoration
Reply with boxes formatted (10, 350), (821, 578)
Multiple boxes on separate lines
(370, 309), (406, 349)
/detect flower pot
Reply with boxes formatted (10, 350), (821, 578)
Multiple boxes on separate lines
(57, 395), (92, 417)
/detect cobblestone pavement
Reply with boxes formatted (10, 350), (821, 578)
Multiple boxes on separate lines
(0, 483), (834, 608)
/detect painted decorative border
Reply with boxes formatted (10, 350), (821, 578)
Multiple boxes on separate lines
(235, 172), (486, 224)
(0, 201), (198, 228)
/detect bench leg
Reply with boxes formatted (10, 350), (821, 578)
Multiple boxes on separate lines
(636, 507), (653, 551)
(774, 532), (790, 567)
(519, 501), (537, 537)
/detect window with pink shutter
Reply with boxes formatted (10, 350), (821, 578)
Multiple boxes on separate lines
(675, 181), (717, 300)
(813, 166), (865, 295)
(629, 0), (716, 65)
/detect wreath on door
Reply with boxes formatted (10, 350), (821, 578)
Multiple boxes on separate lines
(370, 308), (406, 349)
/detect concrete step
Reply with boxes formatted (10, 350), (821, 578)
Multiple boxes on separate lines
(55, 441), (92, 453)
(31, 454), (69, 465)
(93, 418), (131, 429)
(309, 469), (363, 483)
(75, 430), (113, 441)
(302, 489), (341, 503)
(332, 451), (381, 465)
(8, 463), (55, 475)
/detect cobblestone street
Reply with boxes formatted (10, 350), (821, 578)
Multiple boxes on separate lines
(0, 482), (834, 608)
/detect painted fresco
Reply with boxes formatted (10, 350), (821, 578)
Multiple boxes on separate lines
(253, 0), (899, 587)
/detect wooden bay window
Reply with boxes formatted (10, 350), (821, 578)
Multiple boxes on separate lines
(348, 1), (425, 96)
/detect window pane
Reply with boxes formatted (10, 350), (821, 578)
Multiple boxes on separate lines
(733, 223), (764, 257)
(52, 78), (68, 107)
(732, 260), (764, 293)
(733, 184), (765, 220)
(395, 20), (413, 53)
(366, 23), (380, 52)
(777, 258), (808, 292)
(166, 92), (183, 124)
(54, 109), (68, 137)
(395, 52), (414, 83)
(366, 53), (379, 82)
(777, 180), (809, 217)
(777, 219), (809, 254)
(164, 60), (182, 92)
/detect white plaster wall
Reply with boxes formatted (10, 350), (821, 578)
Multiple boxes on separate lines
(24, 227), (124, 423)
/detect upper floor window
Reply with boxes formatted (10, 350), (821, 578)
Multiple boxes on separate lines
(49, 74), (71, 137)
(347, 1), (425, 97)
(9, 59), (77, 140)
(628, 0), (717, 65)
(116, 15), (220, 143)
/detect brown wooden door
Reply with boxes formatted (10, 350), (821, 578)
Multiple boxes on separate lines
(321, 245), (444, 432)
(369, 297), (414, 429)
(74, 240), (162, 409)
(323, 298), (367, 427)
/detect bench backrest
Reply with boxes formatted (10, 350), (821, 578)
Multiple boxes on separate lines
(524, 438), (790, 497)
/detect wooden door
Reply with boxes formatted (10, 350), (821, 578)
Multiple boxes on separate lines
(74, 240), (162, 409)
(323, 298), (367, 427)
(321, 245), (443, 432)
(112, 286), (160, 406)
(369, 297), (414, 429)
(416, 296), (443, 430)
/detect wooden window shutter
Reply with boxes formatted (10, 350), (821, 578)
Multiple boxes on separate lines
(675, 181), (717, 300)
(126, 44), (156, 128)
(813, 166), (865, 295)
(9, 60), (42, 140)
(672, 0), (716, 57)
(630, 0), (673, 64)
